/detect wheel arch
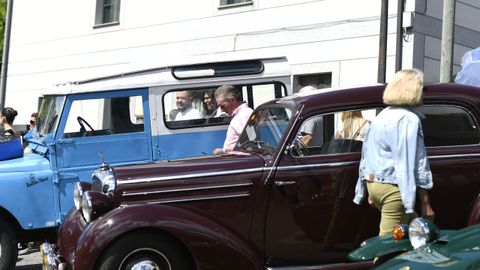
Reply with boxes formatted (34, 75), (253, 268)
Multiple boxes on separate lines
(73, 204), (262, 270)
(0, 206), (23, 240)
(93, 227), (195, 270)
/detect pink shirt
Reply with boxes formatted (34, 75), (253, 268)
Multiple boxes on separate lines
(223, 103), (253, 150)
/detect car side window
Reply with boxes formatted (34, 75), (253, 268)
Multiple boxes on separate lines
(418, 105), (480, 147)
(63, 96), (144, 138)
(163, 82), (286, 129)
(291, 109), (377, 157)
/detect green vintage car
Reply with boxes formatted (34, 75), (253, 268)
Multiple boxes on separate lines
(349, 217), (480, 269)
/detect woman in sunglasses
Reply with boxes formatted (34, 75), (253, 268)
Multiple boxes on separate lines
(23, 112), (38, 141)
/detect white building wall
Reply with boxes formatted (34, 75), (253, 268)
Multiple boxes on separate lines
(5, 0), (480, 124)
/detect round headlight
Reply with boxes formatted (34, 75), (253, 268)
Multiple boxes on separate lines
(74, 182), (91, 210)
(409, 217), (439, 249)
(81, 192), (93, 223)
(91, 165), (116, 195)
(80, 191), (113, 223)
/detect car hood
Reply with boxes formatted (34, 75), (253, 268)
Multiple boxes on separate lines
(113, 152), (267, 204)
(378, 224), (480, 270)
(0, 152), (49, 173)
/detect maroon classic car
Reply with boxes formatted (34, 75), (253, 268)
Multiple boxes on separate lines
(42, 83), (480, 270)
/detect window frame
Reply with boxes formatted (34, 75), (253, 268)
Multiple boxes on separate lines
(418, 104), (480, 148)
(162, 82), (287, 130)
(94, 0), (121, 28)
(218, 0), (253, 9)
(290, 108), (378, 158)
(289, 103), (480, 159)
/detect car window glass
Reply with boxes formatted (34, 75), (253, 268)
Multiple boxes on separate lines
(291, 109), (377, 157)
(418, 105), (480, 147)
(163, 82), (286, 129)
(63, 96), (145, 138)
(235, 107), (292, 155)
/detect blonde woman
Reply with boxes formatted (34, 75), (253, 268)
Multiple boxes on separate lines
(335, 111), (369, 141)
(353, 69), (434, 236)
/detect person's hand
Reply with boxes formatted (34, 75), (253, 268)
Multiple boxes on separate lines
(213, 148), (223, 154)
(421, 203), (435, 221)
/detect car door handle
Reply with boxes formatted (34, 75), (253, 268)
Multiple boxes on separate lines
(274, 180), (296, 187)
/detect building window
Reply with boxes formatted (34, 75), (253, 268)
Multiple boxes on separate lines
(219, 0), (253, 7)
(293, 73), (332, 93)
(95, 0), (120, 26)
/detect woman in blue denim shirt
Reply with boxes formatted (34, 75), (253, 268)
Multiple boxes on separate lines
(353, 69), (435, 236)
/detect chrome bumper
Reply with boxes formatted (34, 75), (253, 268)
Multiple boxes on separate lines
(40, 243), (62, 270)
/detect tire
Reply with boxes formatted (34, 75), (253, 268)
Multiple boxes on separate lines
(0, 218), (18, 270)
(97, 232), (194, 270)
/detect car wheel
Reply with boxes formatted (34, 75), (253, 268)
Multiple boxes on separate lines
(0, 218), (18, 270)
(97, 232), (194, 270)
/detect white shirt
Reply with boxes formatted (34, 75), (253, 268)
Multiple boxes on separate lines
(174, 108), (203, 120)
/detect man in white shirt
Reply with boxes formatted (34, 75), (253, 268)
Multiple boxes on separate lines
(171, 91), (203, 120)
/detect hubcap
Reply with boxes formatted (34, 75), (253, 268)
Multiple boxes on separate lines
(121, 248), (172, 270)
(130, 260), (160, 270)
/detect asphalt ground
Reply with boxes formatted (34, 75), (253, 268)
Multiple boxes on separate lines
(16, 248), (42, 270)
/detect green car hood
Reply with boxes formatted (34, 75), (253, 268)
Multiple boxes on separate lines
(377, 224), (480, 270)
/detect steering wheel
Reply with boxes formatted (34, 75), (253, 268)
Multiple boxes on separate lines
(77, 116), (95, 136)
(291, 137), (310, 157)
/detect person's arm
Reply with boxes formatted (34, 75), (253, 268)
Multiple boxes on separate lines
(418, 188), (435, 221)
(301, 134), (313, 145)
(391, 117), (419, 214)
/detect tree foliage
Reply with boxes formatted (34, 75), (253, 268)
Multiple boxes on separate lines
(0, 0), (6, 62)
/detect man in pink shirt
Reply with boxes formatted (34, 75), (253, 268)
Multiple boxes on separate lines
(213, 85), (253, 154)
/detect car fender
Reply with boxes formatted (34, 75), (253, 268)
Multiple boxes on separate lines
(348, 235), (413, 261)
(73, 204), (262, 270)
(0, 154), (54, 230)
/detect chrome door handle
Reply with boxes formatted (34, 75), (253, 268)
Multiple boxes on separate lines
(274, 180), (296, 187)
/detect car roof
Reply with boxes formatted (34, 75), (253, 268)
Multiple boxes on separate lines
(45, 56), (290, 96)
(262, 83), (480, 114)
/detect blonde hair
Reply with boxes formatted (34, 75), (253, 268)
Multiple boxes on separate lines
(341, 111), (365, 139)
(383, 69), (424, 106)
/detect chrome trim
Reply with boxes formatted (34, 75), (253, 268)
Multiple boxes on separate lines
(276, 161), (358, 171)
(429, 153), (480, 159)
(143, 192), (250, 205)
(123, 182), (253, 197)
(120, 153), (479, 185)
(120, 167), (265, 185)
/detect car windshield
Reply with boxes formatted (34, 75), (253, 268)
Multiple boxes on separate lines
(235, 106), (292, 155)
(37, 95), (66, 138)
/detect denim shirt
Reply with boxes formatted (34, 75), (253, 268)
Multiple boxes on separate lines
(353, 106), (433, 213)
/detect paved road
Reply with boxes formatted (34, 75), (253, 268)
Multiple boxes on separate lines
(16, 249), (42, 270)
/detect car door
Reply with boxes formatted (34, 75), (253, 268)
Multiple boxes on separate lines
(53, 89), (152, 218)
(418, 104), (480, 229)
(264, 109), (380, 266)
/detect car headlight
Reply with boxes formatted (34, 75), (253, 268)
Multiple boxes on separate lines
(81, 192), (93, 222)
(409, 217), (439, 249)
(74, 182), (91, 210)
(80, 191), (113, 223)
(91, 162), (116, 195)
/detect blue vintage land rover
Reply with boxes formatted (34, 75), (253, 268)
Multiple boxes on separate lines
(0, 57), (291, 269)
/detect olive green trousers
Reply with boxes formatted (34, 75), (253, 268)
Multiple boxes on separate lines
(367, 182), (417, 236)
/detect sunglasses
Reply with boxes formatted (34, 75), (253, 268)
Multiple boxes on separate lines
(30, 120), (36, 125)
